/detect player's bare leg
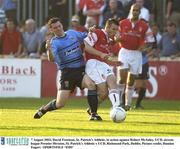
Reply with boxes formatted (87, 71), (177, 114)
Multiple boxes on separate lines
(34, 90), (70, 119)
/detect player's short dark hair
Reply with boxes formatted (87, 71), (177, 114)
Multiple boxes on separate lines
(105, 18), (119, 27)
(48, 17), (61, 28)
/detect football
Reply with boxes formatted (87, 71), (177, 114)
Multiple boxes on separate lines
(110, 107), (126, 123)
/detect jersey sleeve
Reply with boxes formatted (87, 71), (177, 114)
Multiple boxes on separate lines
(84, 32), (98, 46)
(73, 30), (87, 44)
(51, 39), (61, 66)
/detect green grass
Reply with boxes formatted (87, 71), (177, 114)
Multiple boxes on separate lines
(0, 98), (180, 136)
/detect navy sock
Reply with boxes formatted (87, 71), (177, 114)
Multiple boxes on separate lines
(121, 92), (125, 106)
(43, 99), (57, 112)
(136, 88), (146, 106)
(87, 90), (98, 114)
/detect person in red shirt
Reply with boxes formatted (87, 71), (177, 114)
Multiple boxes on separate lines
(0, 19), (22, 56)
(117, 4), (154, 111)
(83, 0), (105, 27)
(84, 18), (122, 120)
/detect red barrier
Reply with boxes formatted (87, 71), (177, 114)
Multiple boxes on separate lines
(147, 60), (180, 100)
(41, 60), (57, 97)
(41, 60), (180, 100)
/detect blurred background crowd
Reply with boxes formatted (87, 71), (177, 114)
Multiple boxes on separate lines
(0, 0), (179, 60)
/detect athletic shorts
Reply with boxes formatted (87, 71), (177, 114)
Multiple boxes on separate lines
(58, 66), (85, 91)
(85, 59), (114, 84)
(136, 63), (149, 80)
(118, 47), (142, 75)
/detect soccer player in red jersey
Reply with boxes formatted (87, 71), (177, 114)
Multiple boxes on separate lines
(117, 4), (155, 110)
(84, 18), (122, 120)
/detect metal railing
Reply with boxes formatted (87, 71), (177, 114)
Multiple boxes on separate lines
(17, 0), (49, 27)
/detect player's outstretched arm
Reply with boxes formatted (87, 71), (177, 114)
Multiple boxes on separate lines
(105, 56), (123, 66)
(84, 41), (108, 59)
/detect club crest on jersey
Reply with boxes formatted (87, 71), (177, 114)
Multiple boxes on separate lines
(107, 69), (111, 74)
(70, 36), (75, 40)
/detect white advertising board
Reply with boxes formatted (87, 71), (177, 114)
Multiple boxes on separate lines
(0, 59), (41, 98)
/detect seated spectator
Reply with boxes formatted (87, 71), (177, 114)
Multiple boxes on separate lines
(0, 19), (22, 57)
(70, 15), (87, 32)
(158, 21), (180, 58)
(166, 0), (180, 33)
(102, 0), (125, 26)
(151, 23), (162, 44)
(21, 19), (41, 58)
(150, 23), (162, 58)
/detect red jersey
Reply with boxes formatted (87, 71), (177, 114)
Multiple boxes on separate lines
(119, 19), (151, 50)
(78, 0), (86, 10)
(84, 0), (105, 24)
(84, 29), (111, 62)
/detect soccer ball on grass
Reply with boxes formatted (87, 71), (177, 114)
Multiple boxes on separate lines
(110, 107), (126, 123)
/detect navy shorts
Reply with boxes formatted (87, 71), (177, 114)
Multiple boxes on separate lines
(136, 63), (149, 80)
(59, 66), (85, 91)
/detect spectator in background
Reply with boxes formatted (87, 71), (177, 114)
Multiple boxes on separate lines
(18, 19), (26, 33)
(39, 17), (51, 45)
(102, 0), (125, 26)
(166, 0), (180, 33)
(150, 22), (162, 58)
(151, 23), (162, 45)
(0, 19), (22, 56)
(70, 15), (87, 32)
(0, 0), (6, 33)
(158, 21), (180, 58)
(48, 0), (68, 30)
(84, 16), (97, 30)
(75, 0), (86, 25)
(3, 0), (17, 23)
(21, 19), (41, 58)
(83, 0), (106, 27)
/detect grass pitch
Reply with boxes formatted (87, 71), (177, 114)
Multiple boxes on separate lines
(0, 98), (180, 136)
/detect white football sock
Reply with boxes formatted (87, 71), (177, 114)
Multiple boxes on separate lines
(118, 84), (125, 105)
(109, 89), (120, 107)
(125, 86), (134, 106)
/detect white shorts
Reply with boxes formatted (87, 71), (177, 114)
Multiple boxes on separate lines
(85, 59), (114, 84)
(118, 48), (142, 75)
